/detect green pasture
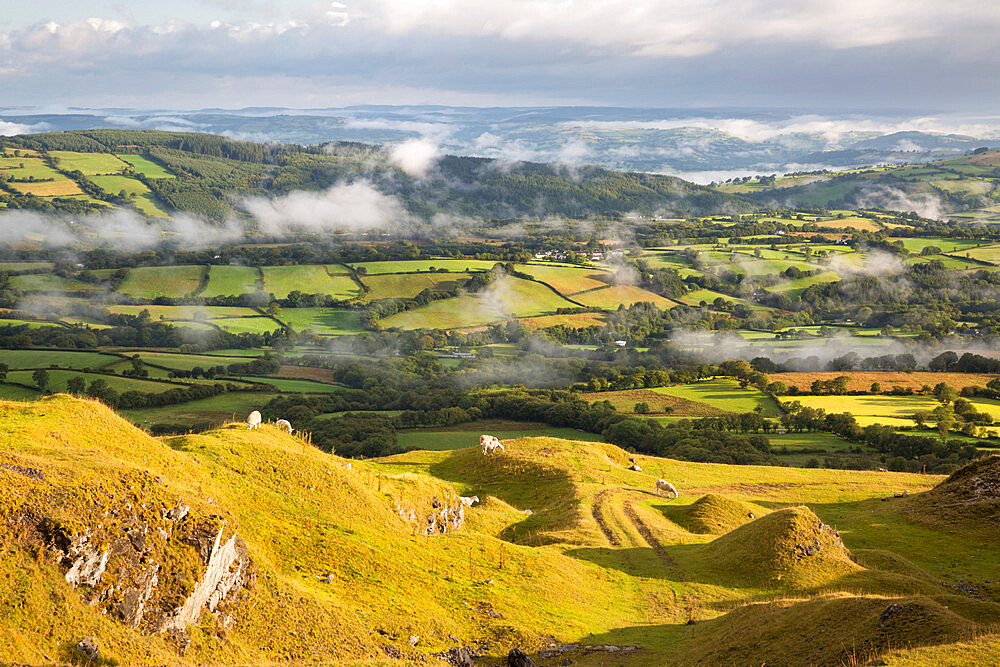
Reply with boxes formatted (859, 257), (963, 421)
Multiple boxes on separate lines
(261, 265), (360, 299)
(653, 379), (780, 416)
(515, 264), (611, 295)
(358, 272), (473, 302)
(766, 271), (841, 296)
(107, 304), (257, 320)
(133, 351), (250, 371)
(0, 384), (41, 400)
(380, 276), (577, 330)
(211, 317), (283, 335)
(0, 319), (65, 330)
(573, 285), (677, 309)
(958, 243), (1000, 264)
(350, 259), (500, 274)
(0, 349), (119, 370)
(9, 273), (101, 293)
(118, 265), (205, 298)
(48, 150), (128, 175)
(891, 238), (984, 254)
(0, 262), (54, 272)
(87, 174), (167, 217)
(792, 394), (940, 426)
(117, 154), (175, 178)
(274, 308), (364, 335)
(6, 369), (178, 394)
(202, 265), (261, 297)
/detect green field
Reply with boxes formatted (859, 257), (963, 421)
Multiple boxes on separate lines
(653, 379), (780, 416)
(766, 270), (841, 296)
(107, 304), (257, 319)
(261, 265), (360, 299)
(133, 351), (251, 371)
(274, 308), (364, 335)
(351, 259), (501, 274)
(892, 238), (984, 253)
(573, 285), (676, 309)
(0, 384), (41, 400)
(202, 265), (261, 297)
(380, 276), (578, 329)
(9, 273), (101, 293)
(118, 154), (175, 178)
(515, 264), (611, 295)
(211, 317), (283, 334)
(118, 265), (206, 298)
(358, 272), (473, 302)
(5, 369), (179, 394)
(0, 349), (119, 370)
(0, 261), (54, 272)
(87, 174), (168, 217)
(49, 150), (128, 175)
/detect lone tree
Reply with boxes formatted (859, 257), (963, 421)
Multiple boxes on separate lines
(32, 368), (49, 391)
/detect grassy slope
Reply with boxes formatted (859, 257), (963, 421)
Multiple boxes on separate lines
(2, 397), (998, 666)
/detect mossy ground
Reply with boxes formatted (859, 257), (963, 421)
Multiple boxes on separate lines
(1, 396), (998, 665)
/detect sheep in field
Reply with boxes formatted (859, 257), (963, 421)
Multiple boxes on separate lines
(276, 419), (293, 434)
(480, 434), (505, 455)
(654, 479), (678, 498)
(247, 410), (262, 430)
(459, 496), (480, 507)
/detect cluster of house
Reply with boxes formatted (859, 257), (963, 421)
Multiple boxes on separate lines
(532, 249), (625, 262)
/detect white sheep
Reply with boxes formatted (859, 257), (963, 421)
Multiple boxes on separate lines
(459, 495), (480, 507)
(246, 410), (262, 430)
(628, 464), (642, 472)
(654, 479), (678, 499)
(275, 419), (293, 434)
(480, 434), (505, 455)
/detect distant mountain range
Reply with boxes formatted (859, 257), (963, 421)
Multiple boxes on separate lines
(3, 106), (999, 180)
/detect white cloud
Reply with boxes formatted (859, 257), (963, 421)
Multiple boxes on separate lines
(388, 137), (440, 177)
(241, 180), (409, 234)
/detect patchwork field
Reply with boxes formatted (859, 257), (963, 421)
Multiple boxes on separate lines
(107, 304), (257, 319)
(48, 150), (129, 175)
(380, 276), (578, 330)
(518, 312), (608, 330)
(201, 265), (262, 297)
(118, 265), (206, 298)
(5, 369), (179, 394)
(515, 264), (611, 295)
(358, 272), (473, 302)
(579, 388), (724, 416)
(9, 273), (102, 293)
(0, 349), (119, 370)
(210, 316), (283, 334)
(275, 308), (364, 335)
(261, 265), (360, 299)
(117, 154), (175, 178)
(573, 285), (676, 309)
(87, 174), (168, 217)
(652, 379), (781, 416)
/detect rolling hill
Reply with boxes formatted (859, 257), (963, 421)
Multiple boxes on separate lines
(2, 394), (998, 665)
(0, 130), (752, 222)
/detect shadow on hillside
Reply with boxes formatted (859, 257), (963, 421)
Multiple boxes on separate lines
(426, 446), (580, 546)
(563, 546), (677, 579)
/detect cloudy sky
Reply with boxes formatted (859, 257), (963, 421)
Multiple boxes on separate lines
(3, 1), (1000, 110)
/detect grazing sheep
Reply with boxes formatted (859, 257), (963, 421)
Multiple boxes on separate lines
(459, 496), (480, 507)
(481, 435), (505, 455)
(246, 410), (262, 430)
(894, 490), (909, 498)
(275, 419), (293, 434)
(628, 464), (642, 472)
(654, 479), (678, 499)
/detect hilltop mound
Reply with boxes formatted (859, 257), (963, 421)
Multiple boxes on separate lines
(686, 593), (999, 666)
(699, 506), (860, 589)
(916, 454), (1000, 525)
(678, 494), (770, 534)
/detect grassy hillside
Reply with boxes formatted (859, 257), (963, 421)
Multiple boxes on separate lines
(3, 394), (996, 665)
(0, 130), (753, 221)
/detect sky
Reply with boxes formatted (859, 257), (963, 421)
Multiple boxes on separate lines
(3, 1), (1000, 111)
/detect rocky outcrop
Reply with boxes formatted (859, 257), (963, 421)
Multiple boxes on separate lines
(159, 528), (253, 633)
